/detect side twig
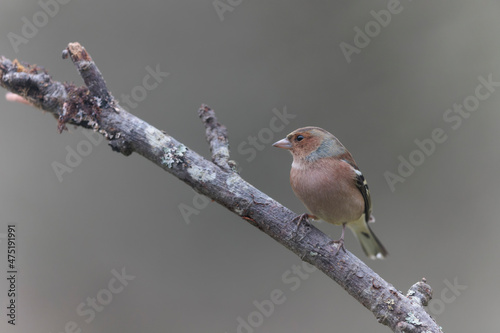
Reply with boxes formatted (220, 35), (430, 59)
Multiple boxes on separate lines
(0, 43), (443, 333)
(198, 104), (232, 171)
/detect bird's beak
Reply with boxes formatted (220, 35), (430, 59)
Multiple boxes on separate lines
(272, 138), (292, 149)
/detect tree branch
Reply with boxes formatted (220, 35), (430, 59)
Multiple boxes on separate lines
(0, 43), (443, 333)
(198, 104), (233, 171)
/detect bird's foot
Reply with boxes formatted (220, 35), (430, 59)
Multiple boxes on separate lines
(291, 213), (315, 232)
(330, 238), (346, 256)
(329, 223), (347, 256)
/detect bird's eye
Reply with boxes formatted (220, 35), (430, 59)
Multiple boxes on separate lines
(296, 135), (304, 142)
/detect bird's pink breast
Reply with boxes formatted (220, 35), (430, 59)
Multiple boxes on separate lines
(290, 158), (364, 225)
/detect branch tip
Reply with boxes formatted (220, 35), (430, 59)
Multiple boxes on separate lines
(63, 42), (113, 109)
(64, 42), (92, 62)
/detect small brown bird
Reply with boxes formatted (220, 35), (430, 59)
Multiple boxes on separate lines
(273, 126), (387, 259)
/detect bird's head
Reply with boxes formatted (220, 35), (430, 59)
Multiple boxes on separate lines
(273, 126), (345, 162)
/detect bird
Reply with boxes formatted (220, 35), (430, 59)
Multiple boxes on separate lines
(273, 126), (387, 259)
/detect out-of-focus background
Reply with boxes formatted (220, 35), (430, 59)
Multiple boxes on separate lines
(0, 1), (498, 332)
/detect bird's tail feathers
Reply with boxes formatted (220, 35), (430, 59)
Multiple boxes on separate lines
(348, 216), (388, 259)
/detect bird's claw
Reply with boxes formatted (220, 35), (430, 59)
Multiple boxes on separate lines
(329, 222), (347, 256)
(330, 238), (346, 256)
(292, 213), (309, 230)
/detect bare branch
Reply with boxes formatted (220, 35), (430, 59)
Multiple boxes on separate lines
(0, 43), (443, 333)
(198, 104), (232, 171)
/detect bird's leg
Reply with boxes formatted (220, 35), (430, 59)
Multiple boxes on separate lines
(291, 213), (309, 231)
(330, 223), (347, 255)
(291, 213), (315, 232)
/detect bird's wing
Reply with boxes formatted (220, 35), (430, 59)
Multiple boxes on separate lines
(341, 158), (372, 222)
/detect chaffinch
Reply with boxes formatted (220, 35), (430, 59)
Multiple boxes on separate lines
(273, 126), (387, 259)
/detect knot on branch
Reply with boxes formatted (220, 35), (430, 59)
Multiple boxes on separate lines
(58, 84), (101, 133)
(395, 320), (420, 333)
(109, 136), (132, 156)
(406, 278), (432, 306)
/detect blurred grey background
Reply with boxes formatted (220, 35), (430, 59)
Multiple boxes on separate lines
(0, 0), (498, 332)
